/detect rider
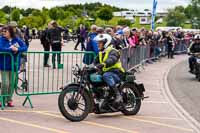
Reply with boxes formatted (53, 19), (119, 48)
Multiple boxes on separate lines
(94, 34), (125, 103)
(188, 34), (200, 73)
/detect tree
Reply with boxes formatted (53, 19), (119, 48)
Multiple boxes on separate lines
(1, 6), (11, 14)
(19, 16), (43, 28)
(184, 5), (194, 19)
(11, 9), (20, 22)
(185, 0), (200, 28)
(0, 10), (7, 24)
(166, 8), (186, 27)
(97, 7), (113, 22)
(49, 8), (60, 20)
(118, 19), (131, 26)
(175, 6), (185, 12)
(31, 10), (47, 26)
(21, 8), (34, 17)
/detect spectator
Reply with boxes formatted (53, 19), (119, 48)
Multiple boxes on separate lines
(83, 25), (98, 65)
(122, 27), (130, 48)
(128, 30), (136, 48)
(32, 28), (36, 39)
(114, 30), (124, 50)
(40, 25), (51, 67)
(166, 32), (175, 59)
(139, 29), (147, 45)
(74, 24), (87, 51)
(0, 26), (27, 107)
(21, 25), (30, 48)
(106, 27), (123, 50)
(47, 21), (63, 69)
(96, 27), (105, 34)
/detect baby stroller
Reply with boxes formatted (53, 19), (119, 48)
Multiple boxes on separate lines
(17, 53), (28, 92)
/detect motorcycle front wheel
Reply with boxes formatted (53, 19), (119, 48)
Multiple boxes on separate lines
(58, 85), (91, 122)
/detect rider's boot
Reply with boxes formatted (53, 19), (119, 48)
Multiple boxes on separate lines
(112, 86), (123, 103)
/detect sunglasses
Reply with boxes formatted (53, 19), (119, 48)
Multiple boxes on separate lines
(2, 30), (7, 33)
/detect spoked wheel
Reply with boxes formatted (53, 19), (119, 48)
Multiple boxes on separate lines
(120, 84), (141, 115)
(58, 85), (91, 122)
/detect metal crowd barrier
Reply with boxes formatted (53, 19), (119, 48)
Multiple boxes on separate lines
(0, 52), (15, 110)
(121, 42), (188, 71)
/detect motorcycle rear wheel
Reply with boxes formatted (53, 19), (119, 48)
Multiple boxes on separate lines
(58, 86), (91, 122)
(120, 83), (141, 115)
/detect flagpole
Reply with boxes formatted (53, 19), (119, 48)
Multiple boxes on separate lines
(151, 0), (157, 31)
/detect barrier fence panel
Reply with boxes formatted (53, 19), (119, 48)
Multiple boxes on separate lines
(15, 51), (96, 108)
(120, 42), (188, 71)
(0, 52), (15, 110)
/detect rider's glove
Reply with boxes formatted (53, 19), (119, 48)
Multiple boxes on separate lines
(96, 63), (105, 70)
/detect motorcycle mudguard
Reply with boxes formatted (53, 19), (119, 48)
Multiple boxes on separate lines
(134, 82), (145, 96)
(61, 83), (94, 113)
(121, 82), (145, 98)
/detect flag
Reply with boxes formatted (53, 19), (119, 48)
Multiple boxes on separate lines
(151, 0), (158, 31)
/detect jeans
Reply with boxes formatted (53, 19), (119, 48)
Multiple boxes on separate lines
(189, 56), (197, 71)
(0, 71), (16, 103)
(74, 37), (86, 51)
(51, 43), (62, 67)
(103, 72), (120, 88)
(168, 46), (174, 59)
(43, 42), (50, 65)
(154, 47), (161, 57)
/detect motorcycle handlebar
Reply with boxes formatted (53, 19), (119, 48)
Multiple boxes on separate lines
(190, 53), (200, 55)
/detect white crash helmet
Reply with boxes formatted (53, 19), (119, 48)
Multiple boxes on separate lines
(94, 34), (112, 49)
(23, 25), (27, 29)
(194, 34), (200, 40)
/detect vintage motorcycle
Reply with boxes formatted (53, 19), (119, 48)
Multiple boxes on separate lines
(189, 53), (200, 81)
(58, 64), (147, 122)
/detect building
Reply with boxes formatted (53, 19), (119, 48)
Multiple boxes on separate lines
(113, 10), (168, 25)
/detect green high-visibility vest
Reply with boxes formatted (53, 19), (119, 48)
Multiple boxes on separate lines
(99, 46), (125, 73)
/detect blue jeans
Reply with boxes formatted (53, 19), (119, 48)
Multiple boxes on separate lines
(103, 72), (120, 87)
(189, 56), (196, 71)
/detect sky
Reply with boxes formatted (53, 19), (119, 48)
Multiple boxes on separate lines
(0, 0), (190, 11)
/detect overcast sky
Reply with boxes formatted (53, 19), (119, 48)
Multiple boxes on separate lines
(0, 0), (190, 11)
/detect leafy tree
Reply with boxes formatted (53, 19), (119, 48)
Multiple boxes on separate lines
(21, 8), (34, 17)
(31, 10), (47, 26)
(31, 10), (41, 16)
(175, 6), (185, 12)
(11, 9), (20, 22)
(118, 19), (131, 26)
(49, 8), (60, 20)
(97, 7), (113, 22)
(1, 6), (11, 14)
(19, 16), (43, 28)
(0, 10), (7, 24)
(166, 8), (186, 27)
(184, 5), (194, 19)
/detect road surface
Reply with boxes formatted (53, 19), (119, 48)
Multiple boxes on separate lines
(168, 60), (200, 123)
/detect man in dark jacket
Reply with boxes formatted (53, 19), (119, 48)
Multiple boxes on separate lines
(40, 28), (51, 67)
(47, 21), (63, 69)
(94, 34), (125, 103)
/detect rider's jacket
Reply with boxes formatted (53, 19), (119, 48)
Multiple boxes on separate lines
(94, 46), (125, 73)
(188, 42), (200, 53)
